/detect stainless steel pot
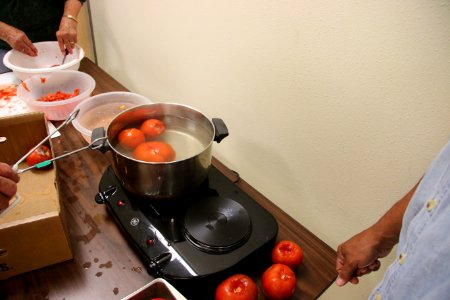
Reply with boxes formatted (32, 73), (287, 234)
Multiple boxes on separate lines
(93, 103), (228, 198)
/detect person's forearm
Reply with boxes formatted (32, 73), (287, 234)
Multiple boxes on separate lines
(336, 179), (422, 286)
(57, 0), (84, 53)
(63, 0), (84, 21)
(0, 22), (14, 44)
(370, 181), (420, 256)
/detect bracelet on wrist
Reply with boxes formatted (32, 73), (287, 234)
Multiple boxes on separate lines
(63, 14), (78, 23)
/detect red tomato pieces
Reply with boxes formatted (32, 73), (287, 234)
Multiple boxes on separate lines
(262, 264), (296, 300)
(271, 240), (304, 269)
(26, 145), (52, 167)
(140, 119), (166, 139)
(0, 85), (17, 100)
(37, 88), (80, 102)
(215, 274), (258, 300)
(118, 128), (145, 150)
(132, 141), (175, 162)
(40, 77), (46, 83)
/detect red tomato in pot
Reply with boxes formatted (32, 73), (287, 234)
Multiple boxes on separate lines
(140, 119), (166, 138)
(26, 145), (52, 167)
(215, 274), (258, 300)
(150, 298), (166, 300)
(132, 141), (175, 162)
(271, 240), (304, 269)
(118, 128), (145, 149)
(262, 264), (296, 300)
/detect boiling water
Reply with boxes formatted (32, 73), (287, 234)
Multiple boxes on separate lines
(113, 128), (207, 162)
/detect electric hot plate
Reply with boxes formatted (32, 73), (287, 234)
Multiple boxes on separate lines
(95, 165), (278, 295)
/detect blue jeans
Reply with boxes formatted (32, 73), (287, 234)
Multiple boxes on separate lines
(0, 48), (12, 73)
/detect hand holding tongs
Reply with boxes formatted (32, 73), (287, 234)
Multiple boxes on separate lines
(13, 109), (107, 174)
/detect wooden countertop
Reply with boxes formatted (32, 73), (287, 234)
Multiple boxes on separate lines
(0, 58), (336, 299)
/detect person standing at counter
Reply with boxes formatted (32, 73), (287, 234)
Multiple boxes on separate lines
(335, 138), (450, 299)
(0, 162), (19, 212)
(0, 0), (86, 73)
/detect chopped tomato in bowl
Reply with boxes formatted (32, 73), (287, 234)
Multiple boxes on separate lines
(16, 70), (95, 121)
(37, 88), (80, 102)
(0, 84), (17, 100)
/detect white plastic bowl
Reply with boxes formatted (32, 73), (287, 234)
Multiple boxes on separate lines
(16, 70), (95, 121)
(121, 278), (187, 300)
(72, 91), (152, 142)
(3, 41), (84, 81)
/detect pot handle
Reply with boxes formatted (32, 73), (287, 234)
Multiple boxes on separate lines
(212, 118), (229, 143)
(91, 127), (110, 153)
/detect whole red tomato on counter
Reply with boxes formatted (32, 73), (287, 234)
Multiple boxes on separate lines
(140, 118), (166, 138)
(132, 141), (175, 162)
(26, 145), (52, 167)
(262, 264), (296, 300)
(271, 240), (304, 269)
(118, 128), (145, 149)
(215, 274), (258, 300)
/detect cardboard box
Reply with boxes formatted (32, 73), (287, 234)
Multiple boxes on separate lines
(121, 278), (187, 300)
(0, 112), (72, 280)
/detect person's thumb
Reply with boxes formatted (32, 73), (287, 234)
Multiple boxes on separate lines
(337, 258), (358, 286)
(336, 275), (347, 286)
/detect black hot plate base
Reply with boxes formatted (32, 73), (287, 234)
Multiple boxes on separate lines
(96, 165), (278, 298)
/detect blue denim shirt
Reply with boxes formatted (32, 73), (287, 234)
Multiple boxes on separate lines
(370, 140), (450, 300)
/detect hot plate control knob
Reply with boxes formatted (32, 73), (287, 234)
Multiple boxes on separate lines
(147, 252), (172, 277)
(95, 186), (118, 204)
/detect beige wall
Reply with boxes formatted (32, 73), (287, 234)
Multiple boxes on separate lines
(77, 3), (95, 62)
(85, 1), (450, 298)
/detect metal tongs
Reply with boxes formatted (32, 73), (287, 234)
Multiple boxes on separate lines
(13, 109), (107, 174)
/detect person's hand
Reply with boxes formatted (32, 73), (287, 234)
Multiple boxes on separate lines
(335, 226), (393, 286)
(56, 17), (78, 55)
(1, 24), (37, 56)
(335, 182), (417, 286)
(0, 162), (20, 211)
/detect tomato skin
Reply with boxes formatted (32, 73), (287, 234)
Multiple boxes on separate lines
(21, 82), (30, 92)
(215, 274), (258, 300)
(118, 128), (145, 150)
(271, 240), (304, 269)
(140, 119), (166, 138)
(132, 141), (175, 162)
(262, 264), (296, 300)
(26, 145), (52, 167)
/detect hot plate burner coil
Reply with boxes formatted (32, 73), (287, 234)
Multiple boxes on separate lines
(183, 197), (252, 253)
